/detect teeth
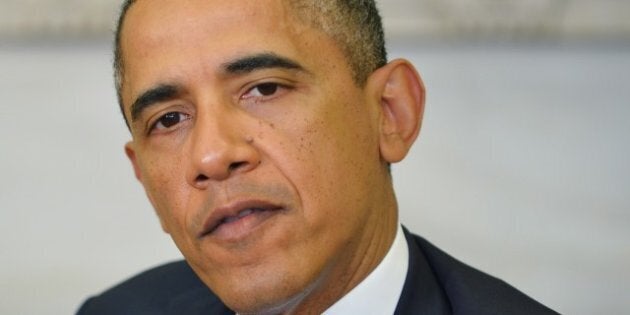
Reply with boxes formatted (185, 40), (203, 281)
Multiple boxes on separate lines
(223, 216), (239, 224)
(238, 209), (254, 218)
(221, 208), (260, 225)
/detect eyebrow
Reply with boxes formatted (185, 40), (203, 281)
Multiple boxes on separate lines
(222, 53), (305, 75)
(129, 53), (306, 123)
(130, 84), (180, 123)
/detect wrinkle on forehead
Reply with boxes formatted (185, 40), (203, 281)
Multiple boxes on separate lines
(126, 0), (306, 38)
(120, 0), (309, 98)
(128, 4), (324, 70)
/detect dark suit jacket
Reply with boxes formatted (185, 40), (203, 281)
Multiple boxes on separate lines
(77, 229), (557, 314)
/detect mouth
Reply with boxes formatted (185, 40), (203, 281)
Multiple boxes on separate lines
(199, 200), (284, 241)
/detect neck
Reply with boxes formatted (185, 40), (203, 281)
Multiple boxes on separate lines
(283, 183), (399, 314)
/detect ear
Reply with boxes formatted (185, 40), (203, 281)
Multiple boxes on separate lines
(125, 141), (143, 183)
(125, 142), (171, 234)
(367, 58), (425, 163)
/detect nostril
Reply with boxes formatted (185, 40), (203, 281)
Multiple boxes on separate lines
(193, 161), (251, 185)
(228, 161), (247, 172)
(195, 174), (209, 182)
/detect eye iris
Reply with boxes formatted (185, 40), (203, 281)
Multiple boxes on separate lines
(257, 83), (278, 96)
(159, 112), (180, 128)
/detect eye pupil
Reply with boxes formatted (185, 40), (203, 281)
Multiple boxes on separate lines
(257, 83), (278, 96)
(159, 112), (181, 128)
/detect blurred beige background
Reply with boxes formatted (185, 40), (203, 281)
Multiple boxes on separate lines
(1, 1), (629, 314)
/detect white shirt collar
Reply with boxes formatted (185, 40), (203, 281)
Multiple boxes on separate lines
(322, 224), (409, 315)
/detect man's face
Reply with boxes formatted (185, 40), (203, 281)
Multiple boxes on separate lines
(121, 0), (396, 312)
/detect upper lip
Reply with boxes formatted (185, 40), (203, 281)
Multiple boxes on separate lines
(198, 199), (283, 238)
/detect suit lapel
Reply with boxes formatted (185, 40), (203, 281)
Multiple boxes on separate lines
(394, 227), (452, 315)
(167, 284), (233, 315)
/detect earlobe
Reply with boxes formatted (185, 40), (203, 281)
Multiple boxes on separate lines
(371, 59), (425, 163)
(125, 142), (143, 183)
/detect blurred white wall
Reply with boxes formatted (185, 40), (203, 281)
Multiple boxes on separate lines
(3, 0), (630, 40)
(392, 42), (630, 314)
(1, 39), (628, 315)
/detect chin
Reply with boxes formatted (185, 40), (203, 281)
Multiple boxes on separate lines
(221, 287), (307, 315)
(212, 267), (319, 315)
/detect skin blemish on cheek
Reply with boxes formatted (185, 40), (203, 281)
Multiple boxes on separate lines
(255, 120), (276, 140)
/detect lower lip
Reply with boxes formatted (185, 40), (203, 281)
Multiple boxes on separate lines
(209, 208), (280, 242)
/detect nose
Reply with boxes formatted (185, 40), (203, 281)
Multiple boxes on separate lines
(186, 108), (261, 188)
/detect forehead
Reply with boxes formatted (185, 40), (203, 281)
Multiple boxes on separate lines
(119, 0), (345, 104)
(125, 0), (297, 33)
(122, 0), (303, 55)
(121, 0), (331, 57)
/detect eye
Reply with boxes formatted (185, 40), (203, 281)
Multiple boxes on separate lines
(151, 112), (190, 132)
(242, 82), (283, 100)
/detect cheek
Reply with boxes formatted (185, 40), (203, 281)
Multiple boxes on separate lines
(279, 104), (376, 220)
(139, 153), (191, 224)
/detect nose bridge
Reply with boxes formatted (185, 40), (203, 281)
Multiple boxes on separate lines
(187, 102), (259, 185)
